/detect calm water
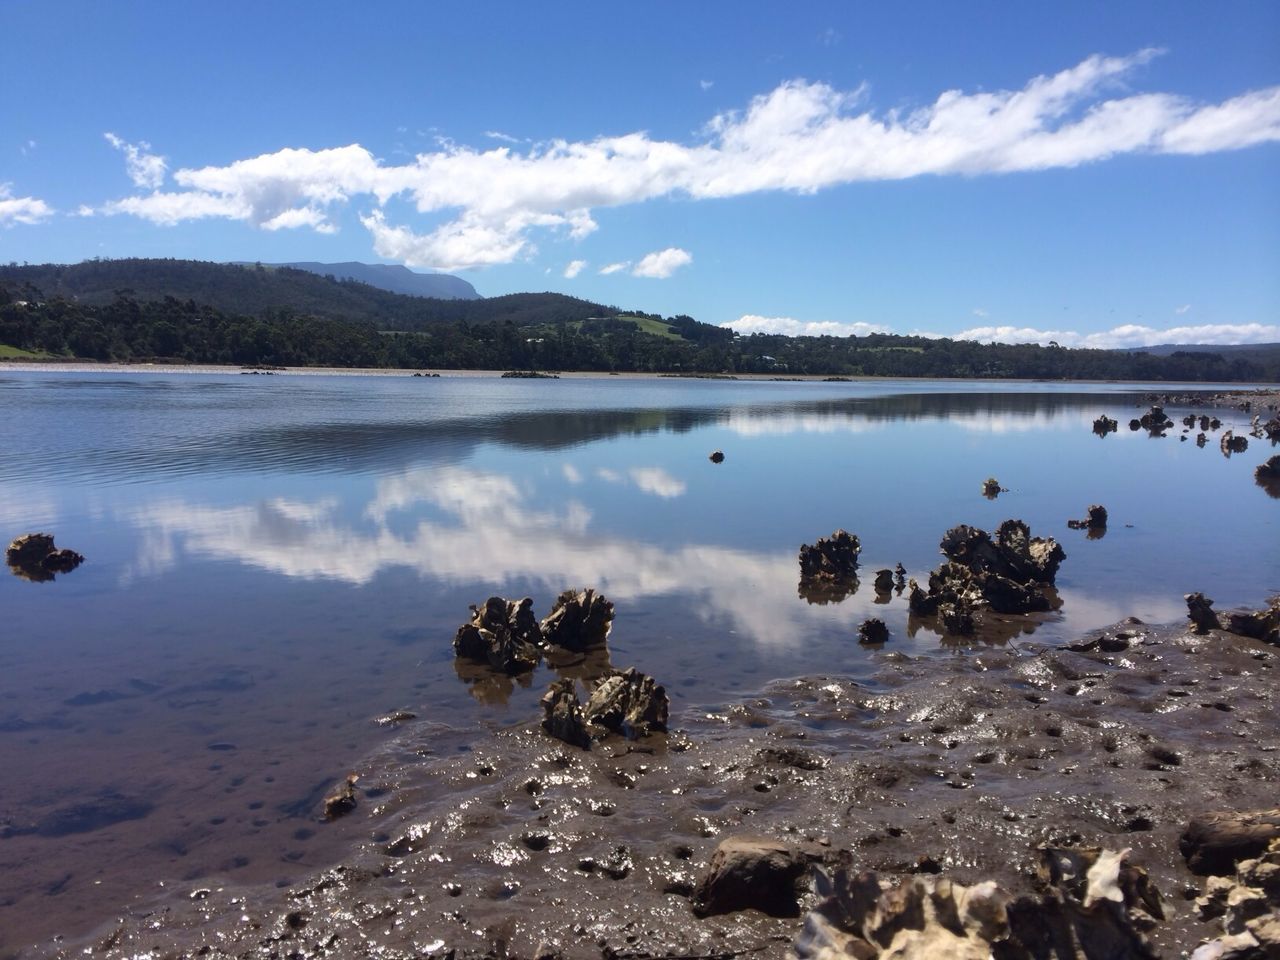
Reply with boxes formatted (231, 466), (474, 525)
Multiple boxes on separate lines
(1, 370), (1277, 952)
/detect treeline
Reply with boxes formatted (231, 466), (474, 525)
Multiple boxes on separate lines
(2, 284), (1276, 381)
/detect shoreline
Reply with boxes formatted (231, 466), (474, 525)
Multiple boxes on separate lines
(25, 603), (1280, 960)
(1, 359), (1278, 395)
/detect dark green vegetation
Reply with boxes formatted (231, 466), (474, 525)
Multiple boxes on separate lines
(2, 259), (1277, 380)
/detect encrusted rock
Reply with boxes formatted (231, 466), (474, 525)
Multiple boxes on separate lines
(799, 529), (861, 582)
(795, 848), (1163, 959)
(1190, 839), (1280, 958)
(540, 588), (614, 652)
(1093, 415), (1119, 436)
(541, 668), (669, 748)
(584, 667), (669, 739)
(1225, 598), (1280, 645)
(1221, 431), (1249, 456)
(908, 521), (1064, 636)
(858, 618), (889, 645)
(6, 533), (85, 583)
(1140, 405), (1173, 434)
(981, 477), (1007, 498)
(1257, 456), (1280, 497)
(1186, 593), (1222, 635)
(692, 835), (809, 918)
(322, 774), (359, 821)
(540, 679), (591, 750)
(453, 596), (543, 674)
(873, 569), (894, 593)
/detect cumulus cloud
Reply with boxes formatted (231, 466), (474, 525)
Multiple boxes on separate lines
(563, 258), (587, 278)
(628, 467), (687, 498)
(599, 261), (629, 275)
(723, 314), (891, 337)
(952, 322), (1280, 349)
(95, 51), (1280, 269)
(631, 247), (691, 278)
(0, 183), (53, 226)
(104, 132), (167, 189)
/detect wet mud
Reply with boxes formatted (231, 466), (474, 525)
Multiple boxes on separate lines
(26, 617), (1280, 959)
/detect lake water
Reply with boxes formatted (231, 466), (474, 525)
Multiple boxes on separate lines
(1, 369), (1277, 954)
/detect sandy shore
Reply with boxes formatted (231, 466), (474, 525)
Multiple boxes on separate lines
(23, 610), (1279, 960)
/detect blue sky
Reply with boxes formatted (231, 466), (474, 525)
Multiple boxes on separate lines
(2, 1), (1278, 347)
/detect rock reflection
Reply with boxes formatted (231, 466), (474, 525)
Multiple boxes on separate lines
(452, 658), (533, 706)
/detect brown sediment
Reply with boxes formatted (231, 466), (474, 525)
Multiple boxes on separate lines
(33, 613), (1280, 960)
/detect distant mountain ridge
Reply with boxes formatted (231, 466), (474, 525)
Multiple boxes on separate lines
(243, 261), (479, 300)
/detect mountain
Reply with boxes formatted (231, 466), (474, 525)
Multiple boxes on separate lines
(252, 261), (479, 300)
(0, 258), (598, 329)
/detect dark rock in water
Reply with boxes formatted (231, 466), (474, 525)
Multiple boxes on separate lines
(1196, 432), (1209, 447)
(453, 596), (543, 674)
(6, 532), (85, 582)
(374, 711), (417, 727)
(798, 529), (860, 582)
(1068, 504), (1108, 532)
(540, 679), (592, 750)
(1129, 418), (1142, 431)
(1093, 415), (1119, 436)
(1186, 592), (1221, 634)
(1264, 417), (1280, 441)
(794, 848), (1163, 959)
(322, 774), (359, 821)
(540, 588), (614, 652)
(858, 618), (889, 645)
(1211, 416), (1222, 430)
(1221, 430), (1249, 456)
(692, 835), (808, 918)
(541, 668), (669, 748)
(1140, 405), (1173, 434)
(909, 520), (1064, 636)
(894, 562), (907, 588)
(708, 449), (725, 464)
(1257, 455), (1280, 498)
(873, 569), (894, 593)
(585, 667), (669, 740)
(981, 477), (1007, 498)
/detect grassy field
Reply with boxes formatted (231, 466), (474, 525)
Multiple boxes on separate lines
(629, 316), (684, 341)
(0, 343), (55, 359)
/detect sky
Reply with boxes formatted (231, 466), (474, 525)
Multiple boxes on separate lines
(2, 1), (1278, 347)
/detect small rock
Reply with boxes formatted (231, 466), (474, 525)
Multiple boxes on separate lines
(322, 774), (358, 821)
(1186, 593), (1222, 634)
(858, 618), (889, 645)
(6, 533), (85, 583)
(692, 835), (808, 917)
(709, 450), (725, 463)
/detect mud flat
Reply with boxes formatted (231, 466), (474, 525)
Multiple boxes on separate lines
(29, 612), (1280, 959)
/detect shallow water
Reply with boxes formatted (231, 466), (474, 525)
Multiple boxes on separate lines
(0, 371), (1276, 953)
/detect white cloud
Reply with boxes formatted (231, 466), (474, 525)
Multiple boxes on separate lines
(628, 467), (687, 498)
(723, 314), (890, 337)
(952, 322), (1280, 349)
(1175, 304), (1191, 315)
(700, 79), (714, 91)
(632, 247), (692, 278)
(972, 308), (989, 318)
(562, 463), (583, 484)
(95, 51), (1280, 269)
(563, 259), (587, 278)
(104, 132), (167, 189)
(485, 130), (522, 144)
(0, 183), (53, 226)
(599, 261), (629, 275)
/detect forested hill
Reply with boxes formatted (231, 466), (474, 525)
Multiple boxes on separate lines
(0, 259), (605, 330)
(1, 259), (1277, 380)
